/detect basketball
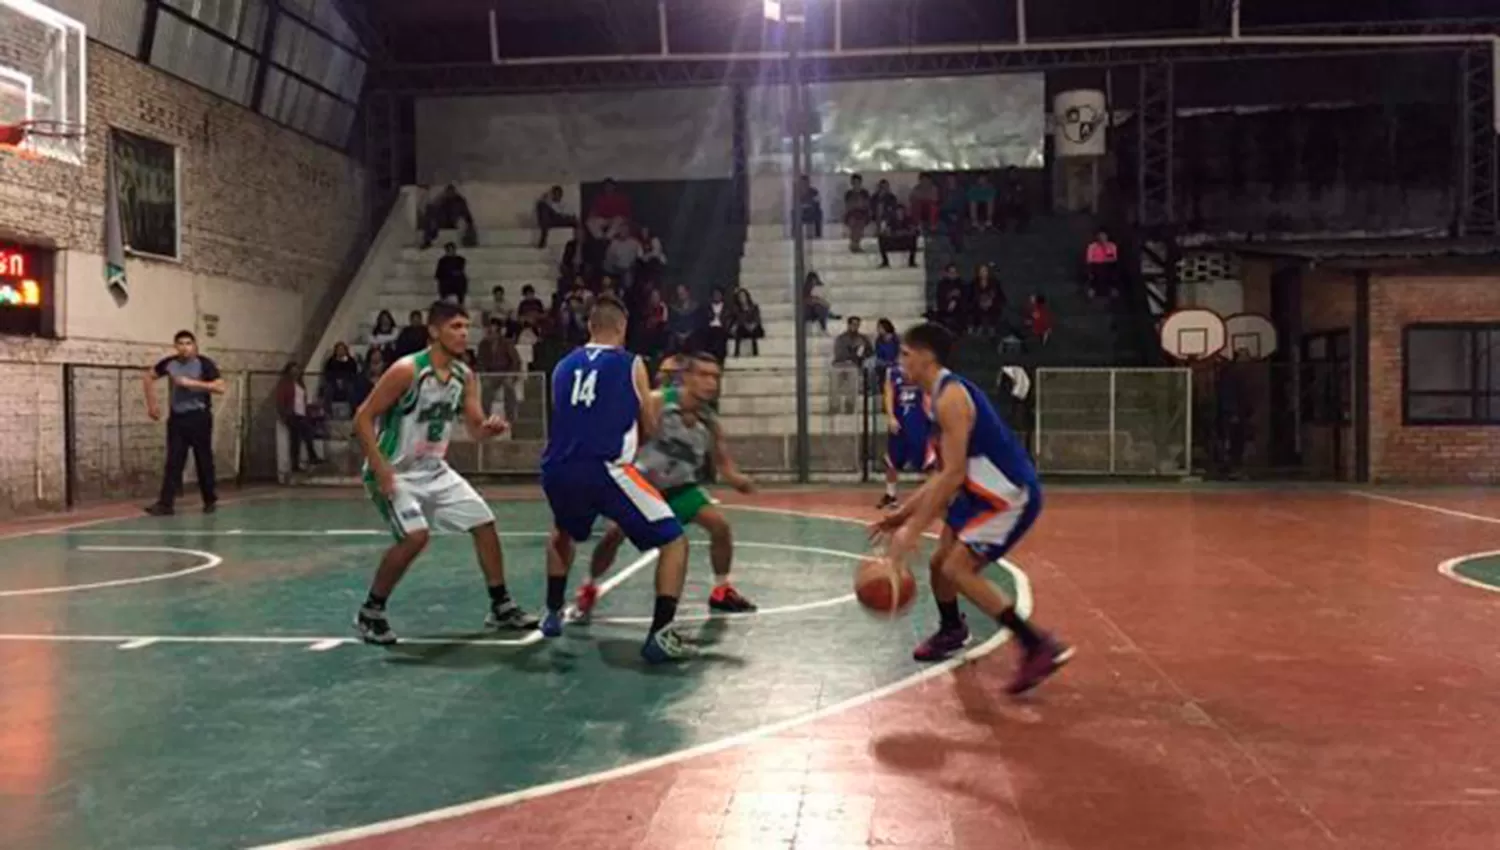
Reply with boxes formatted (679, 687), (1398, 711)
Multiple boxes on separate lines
(855, 555), (917, 615)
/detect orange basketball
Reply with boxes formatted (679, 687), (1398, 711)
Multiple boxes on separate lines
(855, 555), (917, 616)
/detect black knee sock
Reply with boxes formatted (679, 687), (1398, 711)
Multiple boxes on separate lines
(364, 592), (387, 611)
(546, 576), (567, 612)
(649, 595), (679, 633)
(936, 599), (962, 630)
(487, 583), (510, 607)
(998, 607), (1041, 649)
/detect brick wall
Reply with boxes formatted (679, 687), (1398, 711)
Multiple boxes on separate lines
(1369, 274), (1500, 483)
(1299, 270), (1356, 478)
(0, 45), (369, 512)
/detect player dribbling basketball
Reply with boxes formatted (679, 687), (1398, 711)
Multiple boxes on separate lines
(351, 301), (540, 645)
(869, 322), (1072, 695)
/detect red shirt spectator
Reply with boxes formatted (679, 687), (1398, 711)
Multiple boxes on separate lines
(1086, 231), (1118, 265)
(1028, 294), (1053, 344)
(589, 180), (632, 221)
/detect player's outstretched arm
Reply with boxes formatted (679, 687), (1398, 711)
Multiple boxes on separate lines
(353, 360), (415, 495)
(890, 384), (972, 560)
(883, 373), (899, 433)
(461, 368), (507, 440)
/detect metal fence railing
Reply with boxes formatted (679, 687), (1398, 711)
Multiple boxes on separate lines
(0, 361), (250, 514)
(1033, 367), (1193, 476)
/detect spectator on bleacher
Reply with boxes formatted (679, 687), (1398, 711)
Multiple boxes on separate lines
(997, 167), (1029, 232)
(517, 285), (546, 321)
(638, 286), (670, 356)
(392, 310), (428, 360)
(832, 316), (872, 414)
(939, 175), (967, 251)
(908, 175), (939, 230)
(586, 178), (632, 239)
(320, 342), (360, 418)
(535, 185), (579, 248)
(933, 287), (967, 335)
(804, 272), (834, 333)
(668, 284), (698, 351)
(434, 243), (468, 305)
(878, 205), (919, 269)
(698, 288), (731, 362)
(369, 310), (399, 361)
(276, 362), (323, 471)
(934, 263), (965, 309)
(559, 291), (591, 348)
(478, 318), (523, 419)
(872, 179), (900, 227)
(638, 226), (666, 285)
(797, 175), (823, 239)
(419, 184), (477, 249)
(972, 272), (1005, 337)
(352, 348), (383, 409)
(1027, 294), (1054, 346)
(603, 227), (643, 289)
(1085, 229), (1120, 299)
(559, 226), (582, 281)
(728, 288), (764, 358)
(843, 174), (872, 252)
(873, 318), (899, 377)
(485, 285), (514, 331)
(967, 173), (997, 230)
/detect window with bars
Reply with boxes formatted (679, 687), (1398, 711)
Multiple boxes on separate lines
(1402, 324), (1500, 425)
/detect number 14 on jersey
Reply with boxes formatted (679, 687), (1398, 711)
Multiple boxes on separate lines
(570, 368), (599, 407)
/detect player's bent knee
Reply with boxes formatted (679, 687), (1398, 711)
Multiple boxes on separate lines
(403, 529), (432, 551)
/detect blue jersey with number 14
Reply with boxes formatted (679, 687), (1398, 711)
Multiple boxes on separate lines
(542, 344), (641, 468)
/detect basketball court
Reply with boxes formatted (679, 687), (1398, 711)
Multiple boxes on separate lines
(2, 484), (1498, 849)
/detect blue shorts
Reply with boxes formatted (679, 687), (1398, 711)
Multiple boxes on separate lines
(541, 461), (683, 551)
(886, 431), (934, 472)
(945, 483), (1041, 564)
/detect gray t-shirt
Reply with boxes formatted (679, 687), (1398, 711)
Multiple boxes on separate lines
(154, 356), (220, 415)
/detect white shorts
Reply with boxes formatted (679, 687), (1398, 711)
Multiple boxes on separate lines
(366, 465), (495, 540)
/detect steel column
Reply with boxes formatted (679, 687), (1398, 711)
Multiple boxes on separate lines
(1136, 60), (1175, 228)
(1458, 45), (1499, 236)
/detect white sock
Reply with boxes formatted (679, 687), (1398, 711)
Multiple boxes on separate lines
(714, 574), (731, 588)
(885, 482), (897, 497)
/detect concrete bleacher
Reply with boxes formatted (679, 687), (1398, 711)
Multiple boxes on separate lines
(716, 223), (927, 439)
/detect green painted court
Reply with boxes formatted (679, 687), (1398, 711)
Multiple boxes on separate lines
(0, 496), (1017, 850)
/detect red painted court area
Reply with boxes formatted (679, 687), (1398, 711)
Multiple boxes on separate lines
(245, 486), (1500, 850)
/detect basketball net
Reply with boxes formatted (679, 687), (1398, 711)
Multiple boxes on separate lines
(0, 121), (82, 161)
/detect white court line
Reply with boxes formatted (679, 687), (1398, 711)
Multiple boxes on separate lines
(0, 494), (271, 542)
(57, 529), (553, 538)
(244, 505), (1032, 850)
(1436, 551), (1500, 595)
(0, 633), (538, 648)
(307, 639), (343, 652)
(0, 546), (222, 598)
(118, 638), (157, 650)
(588, 541), (861, 625)
(1345, 490), (1500, 525)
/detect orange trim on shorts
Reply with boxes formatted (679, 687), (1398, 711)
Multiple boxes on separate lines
(958, 476), (1011, 538)
(622, 463), (667, 503)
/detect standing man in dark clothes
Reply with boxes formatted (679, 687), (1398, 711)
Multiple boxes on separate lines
(143, 330), (225, 515)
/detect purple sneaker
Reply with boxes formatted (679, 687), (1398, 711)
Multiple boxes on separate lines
(913, 618), (970, 662)
(1006, 636), (1074, 695)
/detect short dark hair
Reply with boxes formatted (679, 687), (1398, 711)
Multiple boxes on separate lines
(902, 322), (955, 367)
(589, 294), (629, 330)
(174, 330), (196, 343)
(686, 351), (721, 368)
(427, 300), (468, 326)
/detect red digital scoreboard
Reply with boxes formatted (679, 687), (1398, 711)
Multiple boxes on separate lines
(0, 242), (55, 338)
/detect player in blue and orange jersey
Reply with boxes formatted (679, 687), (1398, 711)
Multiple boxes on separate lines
(870, 322), (1072, 695)
(878, 363), (935, 510)
(539, 295), (694, 663)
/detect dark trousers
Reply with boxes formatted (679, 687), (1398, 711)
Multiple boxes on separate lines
(159, 410), (216, 508)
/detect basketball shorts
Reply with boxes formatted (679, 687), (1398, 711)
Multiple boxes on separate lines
(944, 482), (1042, 564)
(367, 464), (495, 541)
(663, 484), (713, 524)
(541, 461), (684, 551)
(886, 430), (935, 473)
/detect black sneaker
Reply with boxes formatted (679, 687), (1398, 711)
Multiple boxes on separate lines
(203, 501), (217, 515)
(484, 601), (541, 631)
(877, 494), (898, 510)
(144, 503), (174, 516)
(708, 585), (758, 613)
(355, 606), (397, 646)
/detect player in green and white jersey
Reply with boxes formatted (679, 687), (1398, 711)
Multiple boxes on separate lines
(575, 352), (758, 620)
(351, 300), (540, 645)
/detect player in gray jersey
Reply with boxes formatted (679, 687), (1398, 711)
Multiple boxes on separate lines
(574, 352), (758, 619)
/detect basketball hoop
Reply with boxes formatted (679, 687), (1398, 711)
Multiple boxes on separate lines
(1158, 308), (1228, 363)
(0, 119), (83, 161)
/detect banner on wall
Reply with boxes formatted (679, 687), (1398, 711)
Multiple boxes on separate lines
(110, 128), (179, 259)
(104, 140), (128, 305)
(747, 74), (1047, 174)
(415, 87), (737, 184)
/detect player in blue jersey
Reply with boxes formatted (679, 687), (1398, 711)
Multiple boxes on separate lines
(539, 295), (695, 663)
(870, 322), (1072, 695)
(878, 364), (935, 510)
